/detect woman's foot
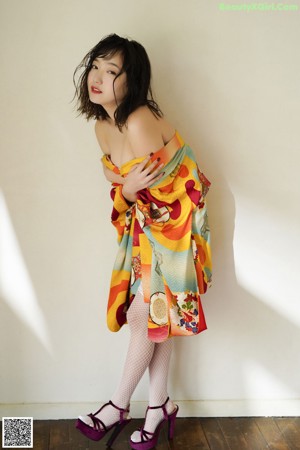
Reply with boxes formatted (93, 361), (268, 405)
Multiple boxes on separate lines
(130, 397), (178, 448)
(78, 401), (126, 430)
(76, 400), (131, 444)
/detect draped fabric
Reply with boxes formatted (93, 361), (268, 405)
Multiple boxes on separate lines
(101, 132), (212, 343)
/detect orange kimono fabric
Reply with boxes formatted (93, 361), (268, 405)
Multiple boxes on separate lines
(101, 132), (212, 343)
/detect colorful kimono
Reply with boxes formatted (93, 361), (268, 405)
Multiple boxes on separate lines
(101, 131), (212, 343)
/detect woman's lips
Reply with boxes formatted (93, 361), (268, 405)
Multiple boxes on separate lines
(91, 86), (102, 94)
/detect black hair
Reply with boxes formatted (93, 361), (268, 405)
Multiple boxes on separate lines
(73, 34), (163, 129)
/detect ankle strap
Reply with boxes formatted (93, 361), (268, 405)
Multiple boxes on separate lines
(109, 400), (129, 421)
(109, 400), (129, 412)
(148, 396), (169, 410)
(147, 397), (169, 421)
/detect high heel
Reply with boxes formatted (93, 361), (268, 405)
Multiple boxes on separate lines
(130, 397), (179, 450)
(75, 400), (131, 446)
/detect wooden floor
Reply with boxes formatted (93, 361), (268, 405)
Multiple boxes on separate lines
(1, 417), (300, 450)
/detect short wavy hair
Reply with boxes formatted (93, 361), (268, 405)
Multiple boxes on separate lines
(73, 34), (163, 129)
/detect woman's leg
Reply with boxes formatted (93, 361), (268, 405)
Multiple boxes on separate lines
(79, 283), (175, 438)
(79, 284), (155, 427)
(130, 338), (175, 442)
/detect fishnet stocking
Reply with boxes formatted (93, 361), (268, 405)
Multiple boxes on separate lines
(79, 283), (174, 440)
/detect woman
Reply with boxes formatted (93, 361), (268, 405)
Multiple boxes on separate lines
(73, 33), (212, 449)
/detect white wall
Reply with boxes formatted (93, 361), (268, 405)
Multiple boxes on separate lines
(1, 0), (300, 419)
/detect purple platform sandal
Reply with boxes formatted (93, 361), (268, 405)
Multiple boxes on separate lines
(76, 400), (131, 447)
(130, 397), (179, 450)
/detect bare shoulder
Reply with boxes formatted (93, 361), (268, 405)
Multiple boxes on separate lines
(126, 106), (175, 157)
(95, 119), (110, 154)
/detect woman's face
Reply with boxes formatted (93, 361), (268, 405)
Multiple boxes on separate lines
(87, 52), (127, 112)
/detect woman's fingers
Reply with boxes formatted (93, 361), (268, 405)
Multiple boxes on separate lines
(128, 156), (152, 174)
(125, 156), (164, 190)
(136, 155), (162, 173)
(128, 163), (140, 173)
(147, 162), (164, 179)
(146, 165), (165, 188)
(137, 154), (152, 171)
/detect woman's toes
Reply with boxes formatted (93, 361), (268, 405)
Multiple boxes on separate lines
(78, 415), (93, 427)
(130, 430), (142, 443)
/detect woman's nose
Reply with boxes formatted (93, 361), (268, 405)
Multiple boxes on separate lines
(94, 71), (103, 84)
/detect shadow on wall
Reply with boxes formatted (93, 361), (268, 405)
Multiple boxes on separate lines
(173, 175), (300, 403)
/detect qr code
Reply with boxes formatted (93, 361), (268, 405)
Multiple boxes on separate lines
(2, 417), (33, 448)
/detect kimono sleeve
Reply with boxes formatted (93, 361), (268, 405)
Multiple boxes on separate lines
(110, 184), (133, 242)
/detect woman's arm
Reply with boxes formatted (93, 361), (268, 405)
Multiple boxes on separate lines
(102, 162), (125, 185)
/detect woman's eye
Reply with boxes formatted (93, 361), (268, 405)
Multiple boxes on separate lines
(91, 64), (98, 70)
(107, 70), (117, 75)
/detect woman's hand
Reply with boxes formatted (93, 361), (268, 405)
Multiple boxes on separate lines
(122, 156), (164, 202)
